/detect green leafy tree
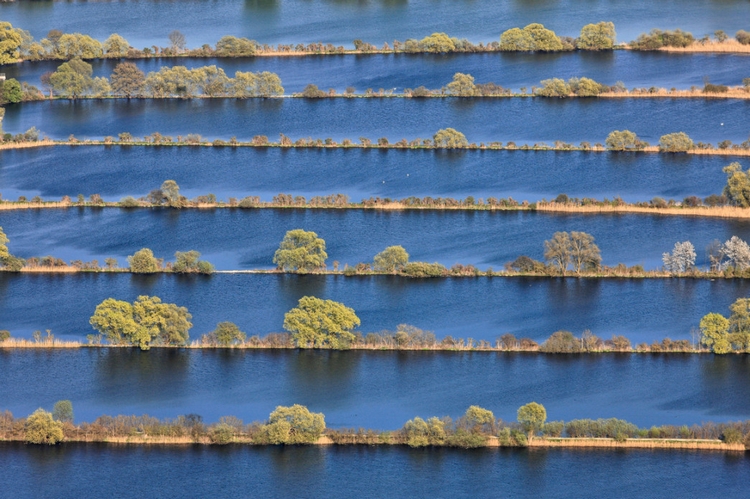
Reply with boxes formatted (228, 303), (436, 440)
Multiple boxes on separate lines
(25, 409), (64, 445)
(0, 226), (25, 271)
(110, 62), (145, 98)
(258, 405), (325, 444)
(570, 77), (606, 97)
(283, 296), (360, 348)
(700, 312), (731, 354)
(52, 400), (73, 423)
(1, 79), (23, 104)
(500, 23), (563, 51)
(0, 22), (23, 64)
(194, 65), (230, 96)
(173, 250), (214, 274)
(659, 132), (694, 152)
(517, 402), (547, 438)
(56, 33), (103, 59)
(273, 229), (328, 272)
(373, 245), (409, 273)
(215, 36), (257, 57)
(210, 321), (247, 346)
(403, 417), (430, 447)
(419, 32), (456, 53)
(723, 162), (750, 207)
(728, 298), (750, 351)
(103, 33), (130, 57)
(90, 295), (192, 350)
(254, 71), (284, 97)
(535, 78), (572, 97)
(127, 248), (161, 273)
(605, 130), (639, 151)
(433, 128), (469, 148)
(577, 22), (616, 50)
(464, 406), (495, 433)
(49, 58), (94, 98)
(446, 72), (476, 96)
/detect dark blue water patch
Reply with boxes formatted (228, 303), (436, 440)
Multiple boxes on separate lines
(2, 348), (750, 427)
(0, 274), (749, 345)
(1, 443), (749, 499)
(3, 98), (748, 143)
(6, 52), (750, 92)
(0, 146), (736, 203)
(1, 0), (749, 49)
(0, 208), (749, 269)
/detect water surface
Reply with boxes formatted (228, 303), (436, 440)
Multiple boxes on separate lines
(3, 98), (746, 143)
(2, 444), (748, 499)
(0, 147), (736, 202)
(1, 0), (748, 48)
(0, 274), (748, 344)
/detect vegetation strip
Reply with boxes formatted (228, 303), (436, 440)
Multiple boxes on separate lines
(4, 401), (748, 451)
(3, 21), (750, 67)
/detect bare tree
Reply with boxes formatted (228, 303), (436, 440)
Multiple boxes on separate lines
(662, 241), (696, 274)
(569, 231), (601, 274)
(721, 236), (750, 270)
(168, 30), (186, 52)
(544, 232), (571, 274)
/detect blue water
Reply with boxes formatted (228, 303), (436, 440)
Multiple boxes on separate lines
(6, 52), (750, 92)
(0, 146), (736, 202)
(1, 0), (748, 49)
(3, 98), (747, 143)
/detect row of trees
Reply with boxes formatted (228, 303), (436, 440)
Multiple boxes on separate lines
(605, 130), (696, 152)
(46, 60), (284, 98)
(499, 22), (615, 52)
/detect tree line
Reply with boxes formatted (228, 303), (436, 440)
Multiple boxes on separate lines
(8, 400), (750, 449)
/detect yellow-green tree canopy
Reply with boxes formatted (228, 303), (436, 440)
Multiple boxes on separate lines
(500, 23), (564, 52)
(517, 402), (547, 437)
(283, 296), (360, 348)
(257, 405), (326, 444)
(419, 32), (456, 53)
(0, 22), (23, 64)
(723, 162), (750, 207)
(446, 73), (476, 96)
(433, 128), (468, 148)
(25, 409), (64, 445)
(215, 36), (257, 57)
(103, 33), (130, 57)
(700, 312), (731, 354)
(273, 229), (328, 272)
(49, 58), (94, 98)
(56, 33), (103, 59)
(577, 22), (616, 50)
(89, 295), (193, 350)
(127, 248), (161, 273)
(373, 245), (409, 272)
(605, 130), (639, 150)
(659, 132), (694, 152)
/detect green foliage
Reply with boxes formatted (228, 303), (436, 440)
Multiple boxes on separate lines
(576, 22), (616, 50)
(209, 321), (247, 346)
(103, 33), (130, 57)
(25, 409), (64, 445)
(723, 162), (750, 207)
(283, 296), (360, 348)
(433, 128), (469, 148)
(419, 33), (456, 53)
(52, 400), (73, 423)
(569, 77), (607, 97)
(517, 402), (547, 437)
(373, 245), (409, 272)
(700, 312), (731, 354)
(1, 79), (23, 104)
(56, 33), (103, 59)
(0, 226), (24, 271)
(208, 423), (235, 444)
(500, 23), (564, 52)
(605, 130), (639, 150)
(49, 58), (94, 98)
(402, 262), (447, 277)
(89, 295), (193, 350)
(564, 418), (639, 438)
(110, 62), (145, 98)
(273, 229), (328, 272)
(257, 405), (326, 444)
(540, 331), (583, 353)
(0, 330), (10, 341)
(630, 29), (694, 50)
(127, 248), (161, 273)
(463, 406), (495, 433)
(215, 35), (257, 57)
(534, 78), (572, 97)
(301, 83), (327, 98)
(173, 250), (214, 274)
(0, 22), (23, 64)
(659, 132), (694, 152)
(446, 73), (476, 96)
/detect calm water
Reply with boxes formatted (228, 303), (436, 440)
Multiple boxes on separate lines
(2, 444), (747, 499)
(3, 98), (747, 143)
(1, 209), (750, 269)
(3, 348), (750, 426)
(0, 273), (749, 344)
(1, 0), (748, 48)
(0, 147), (737, 202)
(6, 52), (750, 92)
